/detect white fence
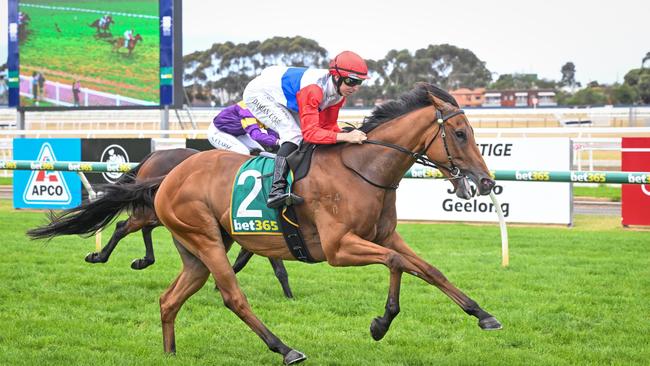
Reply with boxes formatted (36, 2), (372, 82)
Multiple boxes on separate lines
(2, 106), (650, 131)
(2, 127), (649, 178)
(20, 76), (157, 107)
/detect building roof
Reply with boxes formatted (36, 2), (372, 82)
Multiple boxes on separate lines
(449, 87), (486, 95)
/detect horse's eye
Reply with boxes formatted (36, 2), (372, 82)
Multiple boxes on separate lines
(455, 130), (466, 140)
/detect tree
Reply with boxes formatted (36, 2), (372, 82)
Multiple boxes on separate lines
(372, 44), (492, 100)
(610, 84), (637, 105)
(566, 87), (607, 106)
(560, 62), (577, 88)
(414, 44), (492, 89)
(622, 68), (650, 104)
(182, 38), (493, 107)
(637, 73), (650, 104)
(488, 73), (556, 90)
(183, 36), (329, 105)
(642, 51), (650, 68)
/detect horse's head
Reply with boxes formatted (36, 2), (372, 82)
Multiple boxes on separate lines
(135, 34), (143, 41)
(423, 91), (494, 199)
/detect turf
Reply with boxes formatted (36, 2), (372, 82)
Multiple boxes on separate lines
(19, 0), (159, 103)
(573, 184), (621, 201)
(0, 199), (648, 365)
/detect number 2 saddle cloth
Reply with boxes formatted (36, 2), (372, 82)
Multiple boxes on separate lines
(230, 156), (292, 235)
(230, 156), (314, 262)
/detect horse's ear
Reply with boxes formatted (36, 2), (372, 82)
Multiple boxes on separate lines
(428, 92), (444, 110)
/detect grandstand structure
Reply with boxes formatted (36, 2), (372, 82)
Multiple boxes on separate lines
(1, 105), (649, 132)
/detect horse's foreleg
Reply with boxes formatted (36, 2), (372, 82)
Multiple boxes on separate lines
(370, 268), (401, 341)
(131, 224), (157, 270)
(160, 238), (210, 354)
(386, 232), (502, 330)
(322, 232), (419, 340)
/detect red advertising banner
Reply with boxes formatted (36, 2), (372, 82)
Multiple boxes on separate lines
(621, 138), (650, 226)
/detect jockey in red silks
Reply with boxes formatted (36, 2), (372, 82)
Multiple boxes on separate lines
(207, 101), (280, 155)
(243, 51), (369, 208)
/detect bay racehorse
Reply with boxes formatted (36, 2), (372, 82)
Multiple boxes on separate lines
(28, 83), (502, 364)
(82, 148), (294, 298)
(89, 16), (114, 35)
(112, 34), (143, 56)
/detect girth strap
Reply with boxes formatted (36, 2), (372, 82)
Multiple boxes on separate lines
(277, 205), (316, 263)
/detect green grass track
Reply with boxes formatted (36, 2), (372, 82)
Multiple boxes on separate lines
(0, 200), (648, 365)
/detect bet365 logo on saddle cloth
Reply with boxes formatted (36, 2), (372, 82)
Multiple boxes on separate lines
(230, 157), (294, 235)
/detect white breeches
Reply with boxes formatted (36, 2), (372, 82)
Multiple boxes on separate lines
(207, 123), (264, 155)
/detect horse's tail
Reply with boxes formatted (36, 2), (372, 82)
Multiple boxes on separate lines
(27, 160), (161, 241)
(115, 150), (153, 185)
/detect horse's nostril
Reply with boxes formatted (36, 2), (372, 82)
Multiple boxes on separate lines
(480, 178), (495, 192)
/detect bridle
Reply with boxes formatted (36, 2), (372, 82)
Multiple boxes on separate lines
(347, 108), (466, 190)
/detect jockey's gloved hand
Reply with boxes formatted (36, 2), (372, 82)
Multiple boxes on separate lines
(249, 148), (263, 156)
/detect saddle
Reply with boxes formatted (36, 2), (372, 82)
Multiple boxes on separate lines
(286, 142), (317, 183)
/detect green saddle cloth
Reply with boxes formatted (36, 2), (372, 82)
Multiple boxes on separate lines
(230, 156), (293, 235)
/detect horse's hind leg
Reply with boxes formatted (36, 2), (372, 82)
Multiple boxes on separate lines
(231, 249), (294, 299)
(131, 224), (157, 270)
(160, 237), (211, 354)
(386, 232), (502, 331)
(171, 230), (305, 364)
(85, 219), (138, 264)
(269, 258), (293, 299)
(231, 247), (254, 273)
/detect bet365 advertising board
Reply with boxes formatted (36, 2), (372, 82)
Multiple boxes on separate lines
(396, 138), (572, 224)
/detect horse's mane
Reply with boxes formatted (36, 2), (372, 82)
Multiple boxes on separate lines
(359, 83), (459, 133)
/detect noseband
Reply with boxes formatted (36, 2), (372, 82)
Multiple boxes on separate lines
(350, 109), (466, 190)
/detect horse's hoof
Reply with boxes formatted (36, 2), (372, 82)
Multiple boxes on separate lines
(131, 258), (154, 270)
(370, 317), (388, 341)
(479, 316), (503, 330)
(85, 252), (106, 264)
(283, 350), (307, 365)
(282, 288), (294, 299)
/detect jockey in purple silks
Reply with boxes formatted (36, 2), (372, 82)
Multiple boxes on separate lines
(207, 101), (280, 155)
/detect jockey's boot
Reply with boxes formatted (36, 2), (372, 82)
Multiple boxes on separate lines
(267, 155), (303, 208)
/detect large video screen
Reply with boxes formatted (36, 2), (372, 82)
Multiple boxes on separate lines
(8, 0), (175, 109)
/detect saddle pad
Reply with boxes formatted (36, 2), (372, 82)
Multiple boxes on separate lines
(230, 156), (293, 235)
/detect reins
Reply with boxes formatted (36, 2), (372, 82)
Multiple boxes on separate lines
(346, 109), (466, 190)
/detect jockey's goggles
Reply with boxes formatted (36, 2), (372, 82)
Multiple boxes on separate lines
(342, 77), (364, 87)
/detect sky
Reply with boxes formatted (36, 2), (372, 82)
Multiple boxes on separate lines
(3, 0), (649, 85)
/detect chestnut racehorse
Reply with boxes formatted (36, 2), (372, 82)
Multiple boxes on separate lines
(29, 83), (502, 364)
(113, 34), (142, 56)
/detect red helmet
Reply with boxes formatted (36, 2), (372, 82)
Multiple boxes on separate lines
(329, 51), (369, 80)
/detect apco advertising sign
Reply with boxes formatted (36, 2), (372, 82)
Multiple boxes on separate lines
(621, 137), (650, 226)
(397, 138), (572, 224)
(81, 139), (151, 185)
(13, 138), (82, 209)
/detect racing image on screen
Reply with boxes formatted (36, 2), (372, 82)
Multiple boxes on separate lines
(18, 0), (160, 108)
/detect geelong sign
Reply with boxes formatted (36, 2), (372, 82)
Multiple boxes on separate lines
(396, 138), (572, 224)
